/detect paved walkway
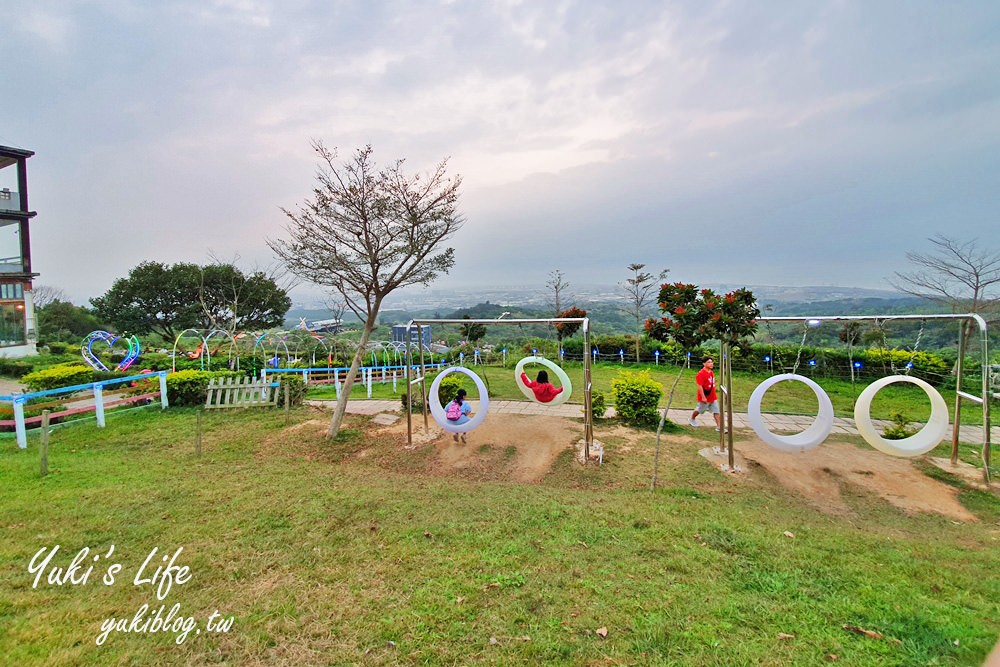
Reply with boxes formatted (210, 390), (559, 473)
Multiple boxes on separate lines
(307, 399), (999, 444)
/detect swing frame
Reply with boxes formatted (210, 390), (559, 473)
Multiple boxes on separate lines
(741, 313), (992, 485)
(403, 317), (594, 459)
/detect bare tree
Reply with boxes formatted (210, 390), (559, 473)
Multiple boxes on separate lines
(889, 235), (1000, 321)
(269, 142), (464, 438)
(546, 269), (570, 316)
(31, 285), (68, 309)
(622, 263), (669, 362)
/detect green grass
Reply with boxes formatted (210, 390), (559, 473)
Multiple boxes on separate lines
(1, 407), (998, 665)
(305, 362), (996, 425)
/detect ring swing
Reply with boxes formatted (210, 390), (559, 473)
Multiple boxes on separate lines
(513, 322), (573, 407)
(514, 355), (573, 406)
(853, 319), (948, 457)
(747, 320), (834, 452)
(427, 365), (490, 434)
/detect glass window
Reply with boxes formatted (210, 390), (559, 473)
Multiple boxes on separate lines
(0, 221), (21, 273)
(0, 302), (25, 346)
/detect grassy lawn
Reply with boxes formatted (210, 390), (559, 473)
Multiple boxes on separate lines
(304, 362), (996, 425)
(1, 406), (998, 665)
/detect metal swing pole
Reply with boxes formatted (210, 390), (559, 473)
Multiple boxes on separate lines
(951, 320), (967, 465)
(405, 320), (413, 447)
(583, 318), (593, 460)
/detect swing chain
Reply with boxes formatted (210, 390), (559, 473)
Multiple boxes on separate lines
(904, 319), (925, 376)
(791, 324), (809, 375)
(874, 318), (897, 374)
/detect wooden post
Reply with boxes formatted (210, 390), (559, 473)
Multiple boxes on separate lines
(284, 383), (290, 424)
(40, 410), (50, 476)
(13, 393), (26, 449)
(159, 371), (169, 409)
(94, 384), (106, 428)
(196, 411), (202, 456)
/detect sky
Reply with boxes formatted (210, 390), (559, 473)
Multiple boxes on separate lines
(2, 0), (998, 306)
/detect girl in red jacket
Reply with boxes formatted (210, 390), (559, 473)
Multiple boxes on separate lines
(520, 370), (564, 403)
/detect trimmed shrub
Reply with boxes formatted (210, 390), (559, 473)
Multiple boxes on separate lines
(46, 342), (69, 355)
(165, 370), (240, 407)
(437, 374), (465, 408)
(590, 390), (607, 420)
(277, 375), (306, 407)
(401, 391), (424, 413)
(0, 358), (34, 379)
(611, 369), (663, 427)
(21, 364), (94, 392)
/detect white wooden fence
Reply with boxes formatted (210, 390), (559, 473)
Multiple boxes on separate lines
(205, 377), (278, 409)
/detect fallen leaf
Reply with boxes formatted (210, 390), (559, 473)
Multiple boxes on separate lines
(777, 632), (795, 640)
(519, 635), (531, 642)
(423, 531), (432, 539)
(455, 597), (465, 604)
(783, 531), (795, 539)
(386, 641), (396, 648)
(843, 624), (883, 639)
(595, 627), (608, 638)
(570, 610), (581, 617)
(484, 582), (500, 590)
(825, 655), (838, 662)
(489, 637), (498, 645)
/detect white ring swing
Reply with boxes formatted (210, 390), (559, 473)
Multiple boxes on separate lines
(747, 373), (835, 452)
(514, 356), (572, 406)
(853, 375), (949, 457)
(428, 366), (490, 434)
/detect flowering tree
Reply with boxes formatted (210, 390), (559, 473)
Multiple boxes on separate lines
(554, 306), (588, 344)
(644, 283), (759, 488)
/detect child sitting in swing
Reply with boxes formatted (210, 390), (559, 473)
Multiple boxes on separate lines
(445, 388), (473, 443)
(520, 369), (564, 403)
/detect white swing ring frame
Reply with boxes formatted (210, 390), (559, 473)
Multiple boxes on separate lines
(514, 356), (572, 406)
(428, 366), (490, 434)
(747, 373), (835, 453)
(853, 375), (949, 457)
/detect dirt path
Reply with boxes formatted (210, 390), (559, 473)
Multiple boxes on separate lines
(389, 413), (576, 482)
(0, 377), (25, 394)
(703, 437), (977, 522)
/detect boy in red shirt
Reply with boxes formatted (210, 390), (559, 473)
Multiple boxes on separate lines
(689, 356), (721, 430)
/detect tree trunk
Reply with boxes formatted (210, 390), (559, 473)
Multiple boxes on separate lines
(635, 325), (642, 363)
(650, 359), (689, 490)
(327, 307), (378, 439)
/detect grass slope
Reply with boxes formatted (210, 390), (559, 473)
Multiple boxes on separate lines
(0, 407), (998, 666)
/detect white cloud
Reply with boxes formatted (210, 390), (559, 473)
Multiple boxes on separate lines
(14, 8), (73, 50)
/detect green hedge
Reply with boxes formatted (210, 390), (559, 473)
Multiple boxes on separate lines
(730, 344), (951, 385)
(610, 370), (663, 427)
(21, 364), (95, 392)
(165, 370), (240, 407)
(277, 375), (306, 407)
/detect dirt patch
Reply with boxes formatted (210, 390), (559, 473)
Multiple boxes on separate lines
(0, 377), (24, 393)
(927, 457), (991, 490)
(389, 413), (579, 482)
(721, 437), (977, 522)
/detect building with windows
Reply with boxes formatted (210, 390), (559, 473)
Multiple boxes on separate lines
(391, 324), (431, 347)
(0, 145), (38, 357)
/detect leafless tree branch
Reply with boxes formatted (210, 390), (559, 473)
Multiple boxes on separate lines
(268, 142), (465, 438)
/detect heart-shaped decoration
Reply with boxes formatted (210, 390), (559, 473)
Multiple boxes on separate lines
(82, 330), (142, 372)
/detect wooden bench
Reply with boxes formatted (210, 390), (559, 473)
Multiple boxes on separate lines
(205, 377), (278, 409)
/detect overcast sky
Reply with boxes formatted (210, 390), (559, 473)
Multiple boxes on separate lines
(2, 0), (998, 305)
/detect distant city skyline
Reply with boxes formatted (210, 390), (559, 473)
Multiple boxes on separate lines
(2, 1), (997, 305)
